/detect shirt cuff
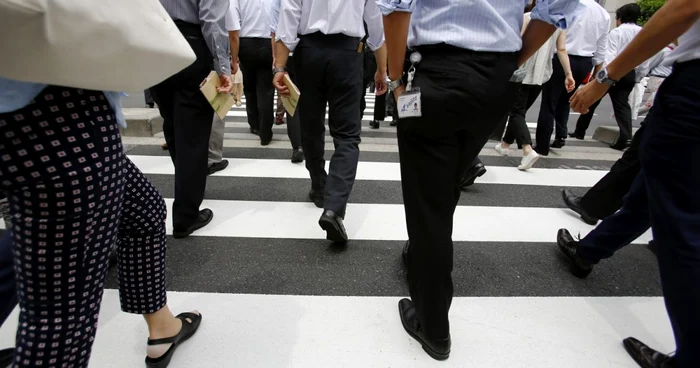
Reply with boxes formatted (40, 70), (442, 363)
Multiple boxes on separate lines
(217, 55), (231, 76)
(376, 0), (414, 16)
(530, 0), (584, 29)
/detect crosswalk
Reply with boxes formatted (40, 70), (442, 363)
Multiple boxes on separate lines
(0, 93), (672, 367)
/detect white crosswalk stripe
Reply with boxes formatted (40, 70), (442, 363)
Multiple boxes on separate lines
(0, 97), (670, 367)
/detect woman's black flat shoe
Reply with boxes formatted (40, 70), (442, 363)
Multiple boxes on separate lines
(145, 312), (202, 368)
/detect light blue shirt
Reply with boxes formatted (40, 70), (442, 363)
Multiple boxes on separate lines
(0, 77), (127, 128)
(376, 0), (582, 52)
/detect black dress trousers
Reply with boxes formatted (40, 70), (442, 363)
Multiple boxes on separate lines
(535, 55), (592, 154)
(149, 21), (215, 231)
(398, 45), (518, 339)
(294, 32), (364, 218)
(239, 37), (275, 142)
(579, 122), (645, 219)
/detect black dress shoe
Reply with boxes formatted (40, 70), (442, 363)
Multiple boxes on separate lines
(622, 337), (676, 368)
(369, 120), (380, 129)
(561, 189), (598, 225)
(390, 120), (398, 127)
(208, 159), (229, 175)
(318, 210), (348, 243)
(568, 132), (585, 140)
(557, 228), (594, 278)
(0, 348), (14, 367)
(250, 128), (260, 135)
(459, 162), (487, 188)
(261, 138), (272, 146)
(551, 138), (566, 148)
(308, 189), (323, 208)
(610, 139), (631, 151)
(291, 149), (304, 163)
(398, 299), (451, 361)
(173, 209), (214, 239)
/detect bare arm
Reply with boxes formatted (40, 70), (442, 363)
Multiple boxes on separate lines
(517, 20), (556, 66)
(555, 31), (572, 76)
(229, 30), (239, 65)
(382, 12), (410, 83)
(374, 44), (387, 75)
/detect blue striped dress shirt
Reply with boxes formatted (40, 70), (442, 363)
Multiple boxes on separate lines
(376, 0), (582, 52)
(159, 0), (231, 75)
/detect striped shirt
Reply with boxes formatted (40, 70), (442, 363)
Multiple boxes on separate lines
(159, 0), (232, 75)
(376, 0), (582, 52)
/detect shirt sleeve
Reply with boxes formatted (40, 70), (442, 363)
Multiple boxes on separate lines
(375, 0), (415, 16)
(199, 0), (232, 75)
(364, 0), (386, 51)
(276, 0), (303, 51)
(226, 0), (241, 32)
(530, 0), (584, 30)
(592, 23), (608, 66)
(603, 29), (619, 66)
(270, 0), (281, 35)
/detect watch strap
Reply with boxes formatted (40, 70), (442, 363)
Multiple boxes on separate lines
(272, 67), (287, 75)
(388, 76), (404, 91)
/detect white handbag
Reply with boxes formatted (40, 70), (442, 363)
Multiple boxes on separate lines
(0, 0), (196, 92)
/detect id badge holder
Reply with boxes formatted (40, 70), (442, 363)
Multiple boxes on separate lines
(397, 88), (422, 118)
(398, 62), (422, 119)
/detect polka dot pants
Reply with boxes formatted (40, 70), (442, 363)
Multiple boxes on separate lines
(0, 86), (168, 367)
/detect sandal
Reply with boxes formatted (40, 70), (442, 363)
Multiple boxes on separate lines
(145, 312), (202, 368)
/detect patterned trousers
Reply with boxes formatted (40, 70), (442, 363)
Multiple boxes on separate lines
(0, 86), (168, 367)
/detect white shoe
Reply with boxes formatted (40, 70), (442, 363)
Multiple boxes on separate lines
(236, 101), (242, 107)
(518, 150), (539, 171)
(494, 143), (510, 157)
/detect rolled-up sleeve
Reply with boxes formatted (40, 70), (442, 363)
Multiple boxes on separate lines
(270, 0), (281, 34)
(530, 0), (583, 29)
(603, 29), (619, 66)
(364, 0), (385, 51)
(592, 29), (608, 66)
(199, 0), (232, 75)
(375, 0), (415, 16)
(276, 0), (302, 51)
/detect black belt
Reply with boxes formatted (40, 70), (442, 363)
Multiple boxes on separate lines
(650, 74), (668, 78)
(298, 32), (361, 51)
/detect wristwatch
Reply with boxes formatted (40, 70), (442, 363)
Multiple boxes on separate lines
(387, 75), (404, 92)
(595, 67), (617, 86)
(272, 67), (287, 75)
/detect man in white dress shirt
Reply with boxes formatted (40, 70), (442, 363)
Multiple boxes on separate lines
(571, 3), (643, 150)
(272, 0), (387, 244)
(232, 0), (276, 144)
(534, 0), (609, 154)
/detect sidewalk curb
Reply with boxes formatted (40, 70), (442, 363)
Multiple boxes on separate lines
(120, 108), (162, 137)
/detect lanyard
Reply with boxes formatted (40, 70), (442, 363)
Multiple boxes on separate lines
(406, 51), (422, 92)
